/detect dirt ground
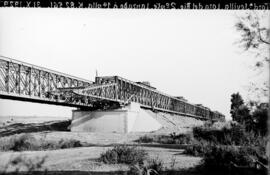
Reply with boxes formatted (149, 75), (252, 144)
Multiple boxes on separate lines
(0, 112), (205, 174)
(0, 145), (201, 173)
(0, 129), (202, 174)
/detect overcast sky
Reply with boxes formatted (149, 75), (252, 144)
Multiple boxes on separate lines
(0, 9), (268, 120)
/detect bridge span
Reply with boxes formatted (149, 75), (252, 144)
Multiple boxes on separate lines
(0, 56), (225, 121)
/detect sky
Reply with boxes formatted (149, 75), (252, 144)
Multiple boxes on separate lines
(0, 9), (269, 120)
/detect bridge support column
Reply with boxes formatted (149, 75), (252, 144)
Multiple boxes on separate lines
(69, 103), (162, 133)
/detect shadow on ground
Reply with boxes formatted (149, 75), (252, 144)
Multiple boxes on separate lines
(0, 169), (201, 175)
(0, 120), (71, 137)
(1, 165), (265, 175)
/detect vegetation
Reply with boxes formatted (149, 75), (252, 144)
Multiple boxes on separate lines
(230, 93), (251, 124)
(0, 120), (71, 137)
(99, 146), (164, 174)
(135, 93), (268, 174)
(192, 122), (259, 146)
(185, 121), (267, 172)
(0, 133), (83, 151)
(136, 133), (193, 145)
(235, 11), (269, 62)
(1, 155), (47, 174)
(128, 158), (163, 175)
(197, 145), (266, 175)
(183, 91), (268, 175)
(235, 11), (269, 102)
(99, 145), (148, 165)
(230, 92), (268, 136)
(183, 140), (213, 157)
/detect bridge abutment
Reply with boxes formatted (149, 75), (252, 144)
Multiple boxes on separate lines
(69, 103), (162, 133)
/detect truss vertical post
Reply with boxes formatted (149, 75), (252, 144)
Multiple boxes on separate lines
(29, 67), (32, 96)
(6, 61), (10, 93)
(48, 72), (50, 91)
(114, 76), (118, 100)
(38, 70), (41, 97)
(18, 64), (21, 95)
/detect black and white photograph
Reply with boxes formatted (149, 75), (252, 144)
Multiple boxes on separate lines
(0, 2), (269, 175)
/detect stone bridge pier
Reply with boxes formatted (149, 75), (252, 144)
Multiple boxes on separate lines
(69, 102), (162, 133)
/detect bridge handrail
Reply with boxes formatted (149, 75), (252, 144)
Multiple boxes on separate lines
(98, 76), (201, 110)
(0, 55), (93, 84)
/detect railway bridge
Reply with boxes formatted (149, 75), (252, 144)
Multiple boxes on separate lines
(0, 56), (225, 132)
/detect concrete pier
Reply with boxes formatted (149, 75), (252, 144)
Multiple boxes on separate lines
(70, 103), (162, 133)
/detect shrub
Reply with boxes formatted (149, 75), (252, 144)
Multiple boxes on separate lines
(192, 124), (248, 145)
(146, 158), (163, 173)
(99, 145), (148, 165)
(128, 158), (163, 175)
(251, 106), (268, 136)
(183, 140), (213, 156)
(192, 122), (268, 148)
(129, 164), (159, 175)
(0, 134), (38, 151)
(136, 133), (193, 145)
(58, 139), (82, 149)
(0, 134), (83, 151)
(136, 135), (154, 143)
(1, 155), (47, 174)
(200, 145), (267, 175)
(169, 133), (193, 144)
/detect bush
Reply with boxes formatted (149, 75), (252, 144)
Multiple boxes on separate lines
(128, 158), (163, 175)
(200, 145), (267, 175)
(99, 145), (148, 165)
(0, 134), (38, 151)
(136, 133), (193, 145)
(0, 134), (83, 151)
(192, 123), (248, 145)
(183, 140), (213, 156)
(146, 158), (163, 173)
(1, 155), (47, 174)
(169, 132), (193, 144)
(204, 146), (252, 166)
(136, 135), (154, 143)
(58, 139), (83, 149)
(251, 106), (268, 136)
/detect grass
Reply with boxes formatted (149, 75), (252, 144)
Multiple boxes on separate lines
(184, 122), (268, 175)
(0, 133), (83, 151)
(192, 124), (248, 145)
(145, 158), (163, 173)
(99, 145), (148, 165)
(136, 135), (154, 143)
(197, 145), (267, 175)
(136, 133), (193, 145)
(99, 145), (164, 175)
(183, 140), (213, 157)
(129, 160), (162, 175)
(1, 155), (47, 174)
(137, 121), (267, 175)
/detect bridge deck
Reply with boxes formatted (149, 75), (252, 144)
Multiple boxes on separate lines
(0, 56), (93, 108)
(0, 56), (225, 121)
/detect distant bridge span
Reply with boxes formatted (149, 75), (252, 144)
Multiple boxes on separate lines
(0, 56), (225, 121)
(0, 56), (93, 108)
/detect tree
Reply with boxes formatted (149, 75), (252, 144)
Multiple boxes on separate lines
(252, 103), (268, 136)
(235, 11), (269, 62)
(235, 11), (269, 102)
(230, 92), (268, 135)
(230, 92), (250, 124)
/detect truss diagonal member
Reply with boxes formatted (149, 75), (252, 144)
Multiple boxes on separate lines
(56, 86), (87, 91)
(71, 83), (119, 102)
(72, 90), (120, 103)
(79, 83), (117, 92)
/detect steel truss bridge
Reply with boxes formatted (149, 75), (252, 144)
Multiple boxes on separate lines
(0, 56), (224, 121)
